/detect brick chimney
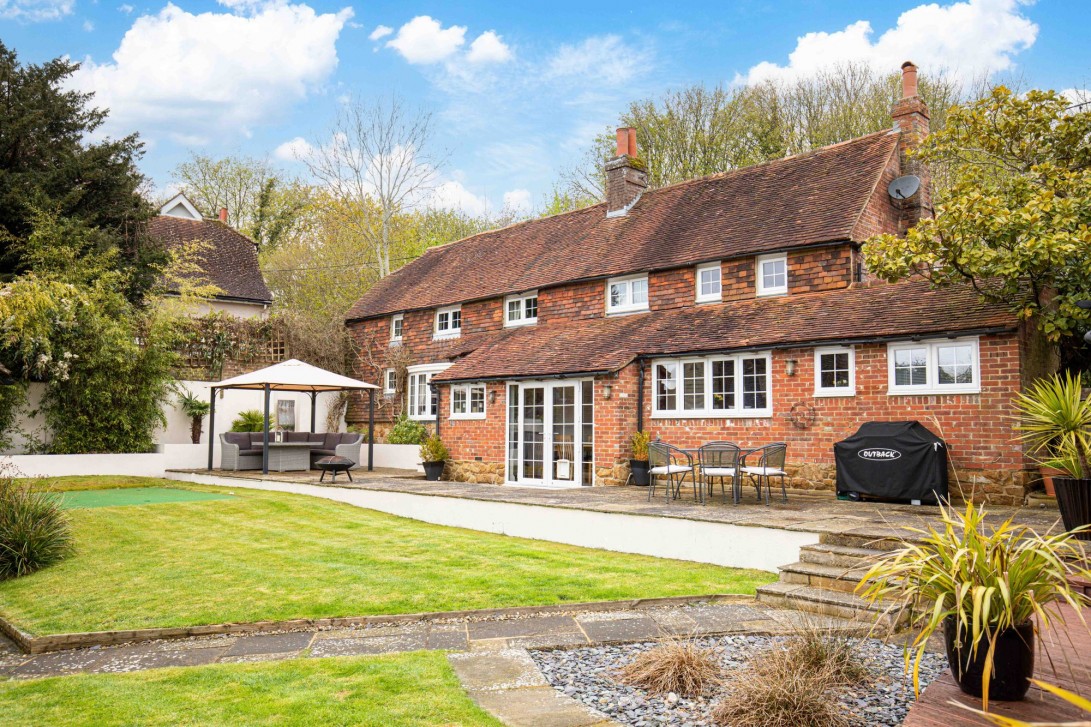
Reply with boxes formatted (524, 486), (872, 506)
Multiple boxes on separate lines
(890, 61), (931, 230)
(605, 127), (647, 217)
(218, 207), (228, 223)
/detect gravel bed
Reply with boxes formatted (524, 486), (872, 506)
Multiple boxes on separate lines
(530, 635), (948, 726)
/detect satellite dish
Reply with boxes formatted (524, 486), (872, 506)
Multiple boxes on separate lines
(888, 175), (921, 200)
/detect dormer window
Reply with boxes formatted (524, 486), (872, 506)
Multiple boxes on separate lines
(756, 254), (788, 296)
(434, 305), (462, 339)
(390, 314), (404, 342)
(695, 263), (722, 303)
(606, 274), (649, 315)
(505, 292), (538, 327)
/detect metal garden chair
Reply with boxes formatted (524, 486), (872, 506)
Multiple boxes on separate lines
(741, 442), (788, 505)
(698, 441), (741, 505)
(648, 442), (698, 503)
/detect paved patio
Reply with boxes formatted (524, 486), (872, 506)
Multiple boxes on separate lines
(177, 468), (1064, 543)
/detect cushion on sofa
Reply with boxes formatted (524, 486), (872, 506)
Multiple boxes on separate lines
(248, 432), (267, 448)
(224, 433), (249, 448)
(310, 448), (337, 457)
(340, 433), (361, 445)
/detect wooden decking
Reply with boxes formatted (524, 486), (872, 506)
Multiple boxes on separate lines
(905, 604), (1091, 726)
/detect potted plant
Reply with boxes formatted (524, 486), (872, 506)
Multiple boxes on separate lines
(419, 434), (448, 481)
(1014, 372), (1091, 535)
(630, 431), (651, 486)
(858, 500), (1091, 709)
(178, 391), (211, 444)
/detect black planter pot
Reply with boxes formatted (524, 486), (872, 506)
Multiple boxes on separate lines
(944, 617), (1034, 701)
(423, 461), (445, 481)
(1053, 478), (1091, 541)
(630, 459), (650, 486)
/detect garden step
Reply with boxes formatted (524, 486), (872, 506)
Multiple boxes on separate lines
(778, 561), (872, 594)
(799, 543), (885, 569)
(756, 582), (900, 629)
(819, 531), (913, 552)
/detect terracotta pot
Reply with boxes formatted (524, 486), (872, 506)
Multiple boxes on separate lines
(1039, 465), (1067, 497)
(1054, 477), (1091, 541)
(944, 617), (1034, 701)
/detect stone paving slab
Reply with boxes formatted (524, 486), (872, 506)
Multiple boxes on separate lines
(574, 616), (663, 644)
(468, 686), (615, 727)
(448, 648), (548, 691)
(309, 633), (431, 658)
(89, 644), (228, 674)
(468, 615), (578, 641)
(224, 631), (315, 657)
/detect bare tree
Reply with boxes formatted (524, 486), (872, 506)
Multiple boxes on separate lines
(301, 95), (443, 279)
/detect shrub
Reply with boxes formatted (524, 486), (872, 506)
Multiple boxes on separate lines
(630, 431), (651, 461)
(230, 410), (270, 432)
(0, 476), (73, 579)
(419, 434), (448, 464)
(388, 414), (427, 445)
(783, 619), (869, 687)
(711, 646), (848, 727)
(617, 639), (721, 697)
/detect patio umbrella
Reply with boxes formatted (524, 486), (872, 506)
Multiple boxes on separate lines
(208, 359), (380, 474)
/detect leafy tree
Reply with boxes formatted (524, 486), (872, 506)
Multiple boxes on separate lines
(0, 42), (160, 302)
(171, 153), (311, 251)
(560, 62), (967, 200)
(865, 87), (1091, 370)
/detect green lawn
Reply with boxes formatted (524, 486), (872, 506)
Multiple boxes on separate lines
(0, 652), (501, 727)
(0, 477), (774, 635)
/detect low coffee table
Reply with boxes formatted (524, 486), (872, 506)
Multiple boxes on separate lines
(315, 456), (354, 483)
(266, 442), (312, 472)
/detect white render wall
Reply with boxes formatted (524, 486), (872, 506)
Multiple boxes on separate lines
(167, 472), (818, 573)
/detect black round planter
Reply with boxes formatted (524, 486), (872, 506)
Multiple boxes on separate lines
(630, 459), (650, 486)
(423, 461), (445, 481)
(944, 617), (1034, 701)
(1053, 478), (1091, 541)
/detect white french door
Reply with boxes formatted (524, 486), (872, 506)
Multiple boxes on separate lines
(507, 381), (593, 487)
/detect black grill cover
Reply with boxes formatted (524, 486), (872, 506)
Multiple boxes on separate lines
(835, 421), (947, 503)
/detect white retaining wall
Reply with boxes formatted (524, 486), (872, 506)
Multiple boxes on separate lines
(167, 472), (818, 573)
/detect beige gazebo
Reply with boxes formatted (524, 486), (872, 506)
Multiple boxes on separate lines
(207, 359), (380, 474)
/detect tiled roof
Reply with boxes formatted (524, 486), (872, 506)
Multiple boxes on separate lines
(432, 281), (1016, 382)
(148, 216), (273, 304)
(346, 131), (899, 321)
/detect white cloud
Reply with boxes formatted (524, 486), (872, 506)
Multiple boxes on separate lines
(502, 188), (532, 214)
(82, 18), (93, 30)
(386, 15), (466, 64)
(467, 30), (512, 64)
(1062, 88), (1091, 107)
(547, 35), (650, 86)
(70, 2), (352, 143)
(117, 3), (132, 12)
(738, 0), (1038, 86)
(273, 136), (314, 161)
(368, 24), (392, 41)
(0, 0), (73, 21)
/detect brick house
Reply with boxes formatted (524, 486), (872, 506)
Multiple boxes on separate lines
(345, 63), (1030, 505)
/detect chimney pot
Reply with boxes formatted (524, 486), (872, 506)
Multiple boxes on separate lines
(218, 207), (228, 223)
(627, 127), (637, 158)
(616, 128), (629, 157)
(900, 61), (918, 99)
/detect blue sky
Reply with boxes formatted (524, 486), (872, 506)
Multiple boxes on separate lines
(2, 0), (1089, 214)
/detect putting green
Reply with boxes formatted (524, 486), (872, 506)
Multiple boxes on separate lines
(58, 487), (233, 510)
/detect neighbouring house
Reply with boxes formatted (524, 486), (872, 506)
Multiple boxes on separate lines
(151, 193), (273, 319)
(344, 62), (1030, 505)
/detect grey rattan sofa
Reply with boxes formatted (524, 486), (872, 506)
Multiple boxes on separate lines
(219, 432), (363, 471)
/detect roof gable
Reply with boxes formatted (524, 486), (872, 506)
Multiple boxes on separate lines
(159, 193), (203, 221)
(347, 131), (900, 321)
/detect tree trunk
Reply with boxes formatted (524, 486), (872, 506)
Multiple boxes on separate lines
(190, 416), (203, 444)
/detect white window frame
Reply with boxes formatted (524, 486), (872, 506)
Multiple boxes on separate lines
(605, 274), (649, 315)
(887, 337), (980, 396)
(814, 346), (856, 397)
(450, 383), (487, 420)
(390, 314), (404, 343)
(383, 368), (397, 395)
(756, 253), (788, 296)
(406, 363), (451, 420)
(504, 292), (539, 328)
(695, 262), (722, 303)
(434, 305), (462, 339)
(651, 352), (773, 418)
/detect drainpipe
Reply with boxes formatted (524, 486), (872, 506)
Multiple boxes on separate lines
(636, 360), (646, 433)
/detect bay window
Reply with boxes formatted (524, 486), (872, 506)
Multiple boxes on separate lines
(406, 363), (450, 419)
